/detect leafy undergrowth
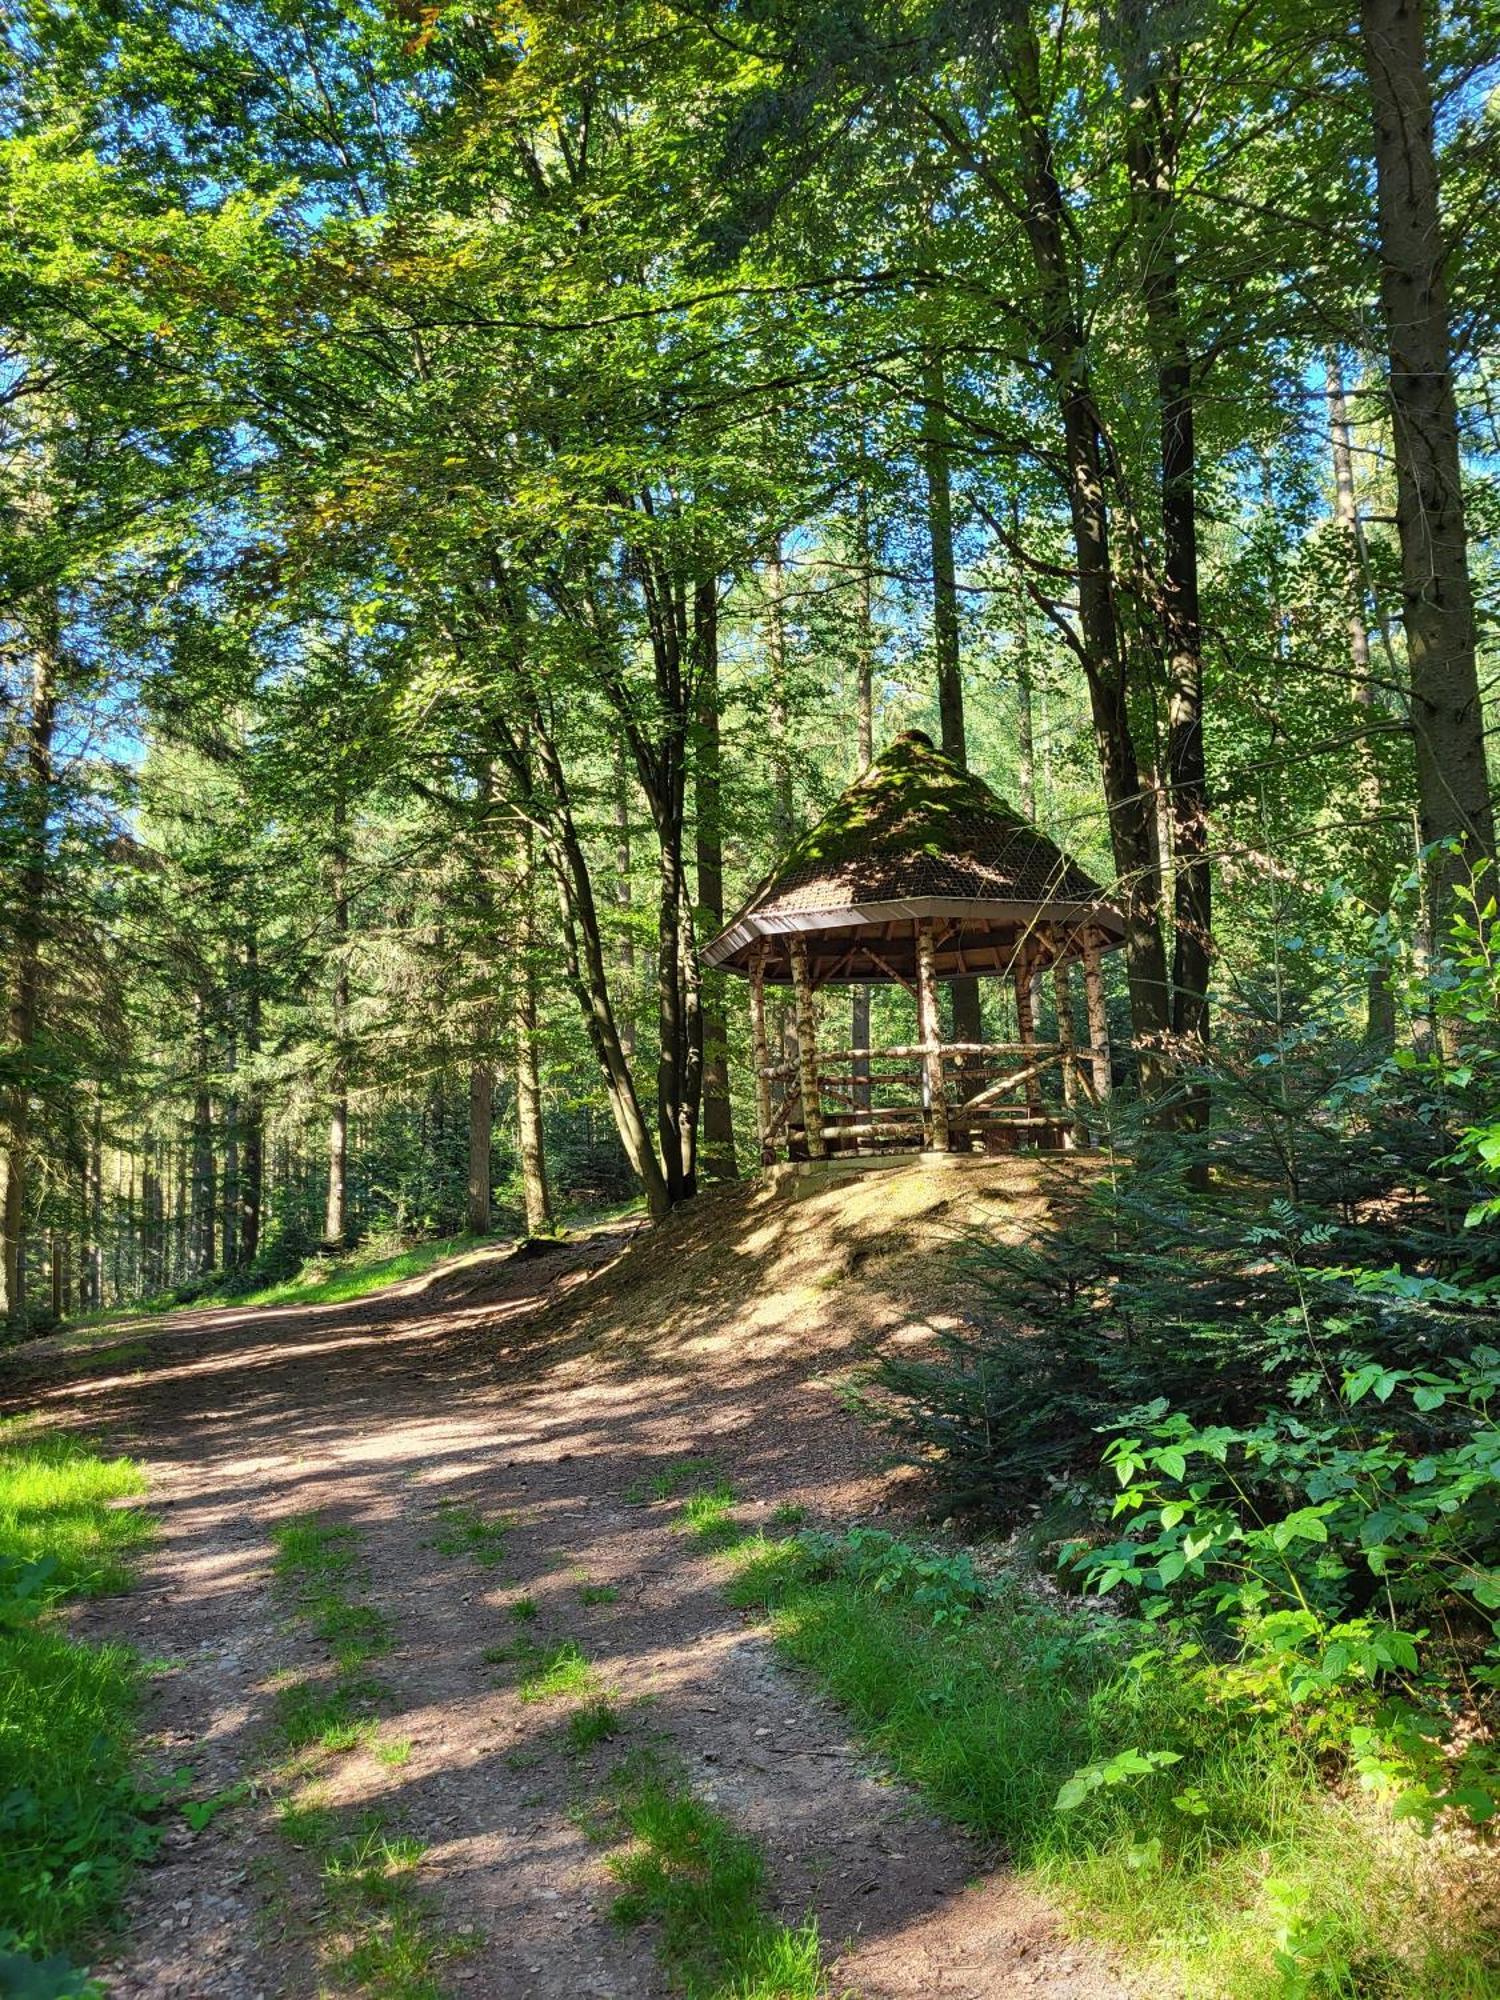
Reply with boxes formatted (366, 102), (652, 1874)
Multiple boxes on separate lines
(266, 1513), (476, 1994)
(593, 1753), (834, 2000)
(0, 1420), (156, 1981)
(682, 1484), (1499, 1999)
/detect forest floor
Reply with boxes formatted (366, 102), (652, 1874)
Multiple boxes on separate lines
(5, 1156), (1132, 2000)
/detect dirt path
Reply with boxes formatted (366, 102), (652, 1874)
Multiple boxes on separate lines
(12, 1224), (1128, 2000)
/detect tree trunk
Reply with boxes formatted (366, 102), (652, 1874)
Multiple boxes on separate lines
(467, 1064), (493, 1234)
(240, 926), (263, 1266)
(1012, 498), (1037, 818)
(922, 351), (984, 1053)
(1361, 0), (1496, 942)
(767, 537), (794, 848)
(852, 481), (875, 1113)
(1328, 352), (1399, 1046)
(1, 604), (58, 1331)
(192, 991), (216, 1274)
(1123, 34), (1211, 1122)
(613, 743), (637, 1058)
(998, 1), (1173, 1094)
(694, 579), (737, 1179)
(513, 820), (553, 1237)
(323, 799), (350, 1250)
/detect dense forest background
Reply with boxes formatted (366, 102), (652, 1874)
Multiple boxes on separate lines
(1, 0), (1497, 1325)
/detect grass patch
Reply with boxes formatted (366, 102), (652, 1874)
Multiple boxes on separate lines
(629, 1457), (721, 1503)
(578, 1581), (620, 1606)
(0, 1421), (152, 1597)
(603, 1755), (832, 1998)
(236, 1231), (496, 1311)
(510, 1595), (539, 1621)
(721, 1527), (1500, 1999)
(274, 1675), (383, 1754)
(676, 1486), (751, 1552)
(0, 1423), (155, 1964)
(375, 1736), (412, 1768)
(430, 1501), (511, 1568)
(517, 1640), (599, 1704)
(567, 1698), (623, 1755)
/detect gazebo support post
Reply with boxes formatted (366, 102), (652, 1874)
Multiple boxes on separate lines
(1053, 959), (1087, 1147)
(749, 944), (775, 1165)
(914, 919), (951, 1153)
(789, 936), (827, 1160)
(1012, 954), (1045, 1112)
(1082, 934), (1113, 1100)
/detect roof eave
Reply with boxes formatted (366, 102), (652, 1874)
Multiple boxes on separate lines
(703, 894), (1128, 969)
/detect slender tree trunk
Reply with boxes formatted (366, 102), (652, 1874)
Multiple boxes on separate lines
(852, 481), (876, 1113)
(1328, 352), (1399, 1046)
(192, 991), (216, 1273)
(922, 350), (983, 1051)
(613, 744), (637, 1059)
(694, 580), (737, 1178)
(767, 537), (794, 848)
(240, 927), (263, 1265)
(1011, 499), (1037, 818)
(1, 604), (57, 1330)
(323, 799), (350, 1250)
(1123, 39), (1211, 1123)
(997, 2), (1173, 1094)
(467, 1064), (493, 1235)
(1361, 0), (1496, 943)
(513, 818), (553, 1237)
(87, 1094), (103, 1309)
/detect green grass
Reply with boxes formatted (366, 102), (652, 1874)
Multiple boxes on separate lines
(566, 1697), (623, 1755)
(0, 1422), (155, 1962)
(509, 1595), (539, 1621)
(628, 1457), (721, 1503)
(677, 1485), (750, 1551)
(578, 1581), (620, 1606)
(430, 1501), (512, 1567)
(0, 1421), (152, 1597)
(603, 1755), (831, 1999)
(238, 1232), (495, 1310)
(517, 1640), (600, 1704)
(719, 1528), (1500, 1999)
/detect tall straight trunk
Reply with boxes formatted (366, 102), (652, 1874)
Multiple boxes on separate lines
(513, 818), (553, 1237)
(694, 580), (737, 1178)
(323, 799), (350, 1250)
(852, 481), (876, 1112)
(996, 2), (1173, 1094)
(1328, 352), (1399, 1046)
(613, 744), (636, 1058)
(1122, 32), (1212, 1119)
(767, 537), (794, 848)
(240, 927), (263, 1265)
(467, 1064), (493, 1234)
(1012, 500), (1037, 818)
(87, 1094), (103, 1309)
(922, 349), (983, 1049)
(1361, 0), (1496, 937)
(1, 602), (57, 1329)
(191, 991), (216, 1273)
(222, 1030), (239, 1273)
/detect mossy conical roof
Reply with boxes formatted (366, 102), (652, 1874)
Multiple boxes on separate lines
(705, 730), (1123, 982)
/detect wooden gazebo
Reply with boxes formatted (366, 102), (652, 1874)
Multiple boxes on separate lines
(704, 730), (1126, 1163)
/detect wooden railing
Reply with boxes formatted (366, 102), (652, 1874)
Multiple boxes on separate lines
(755, 1040), (1109, 1160)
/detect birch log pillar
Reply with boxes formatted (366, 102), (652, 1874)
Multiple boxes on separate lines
(1013, 955), (1045, 1111)
(914, 919), (951, 1153)
(749, 944), (775, 1166)
(789, 936), (827, 1160)
(1082, 934), (1113, 1100)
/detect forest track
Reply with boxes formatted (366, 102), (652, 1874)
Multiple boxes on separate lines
(9, 1194), (1127, 2000)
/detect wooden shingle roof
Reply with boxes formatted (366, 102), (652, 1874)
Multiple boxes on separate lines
(704, 730), (1124, 984)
